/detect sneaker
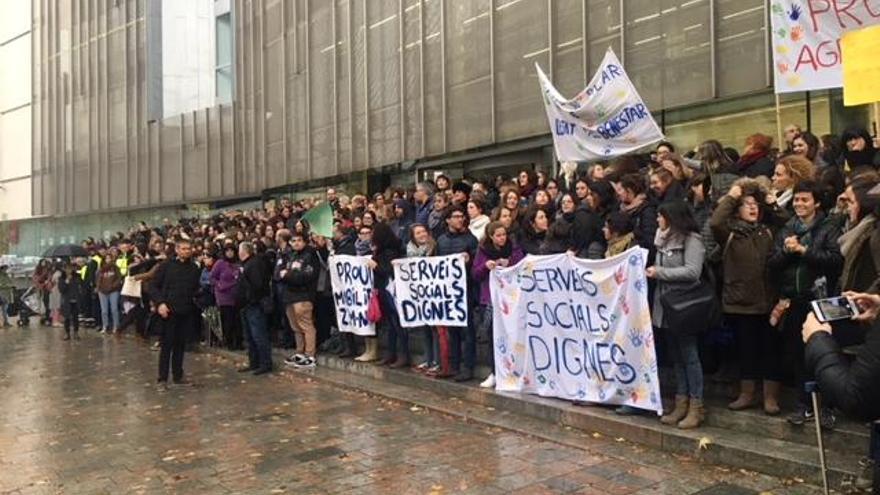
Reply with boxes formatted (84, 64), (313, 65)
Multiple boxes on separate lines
(787, 404), (810, 426)
(292, 356), (317, 369)
(284, 354), (307, 366)
(172, 378), (194, 387)
(62, 334), (71, 341)
(252, 367), (272, 376)
(819, 407), (836, 430)
(413, 362), (430, 373)
(156, 381), (168, 392)
(479, 373), (496, 388)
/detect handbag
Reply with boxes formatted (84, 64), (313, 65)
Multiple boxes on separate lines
(366, 289), (382, 323)
(121, 276), (142, 298)
(660, 262), (721, 334)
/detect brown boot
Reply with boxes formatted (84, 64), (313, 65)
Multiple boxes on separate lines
(660, 395), (689, 425)
(677, 398), (705, 429)
(728, 380), (757, 410)
(763, 380), (782, 416)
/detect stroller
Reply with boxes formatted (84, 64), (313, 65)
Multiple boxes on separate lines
(9, 287), (44, 327)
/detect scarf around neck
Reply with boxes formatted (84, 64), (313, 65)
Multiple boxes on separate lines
(482, 239), (513, 260)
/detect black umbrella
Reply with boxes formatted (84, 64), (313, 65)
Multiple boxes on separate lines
(42, 244), (89, 258)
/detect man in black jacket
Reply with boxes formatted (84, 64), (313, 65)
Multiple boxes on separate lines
(281, 232), (320, 368)
(237, 242), (273, 375)
(153, 239), (202, 389)
(804, 291), (880, 421)
(436, 205), (479, 382)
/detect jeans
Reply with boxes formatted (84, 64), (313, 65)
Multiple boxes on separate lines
(419, 327), (438, 367)
(474, 305), (494, 370)
(158, 312), (197, 382)
(666, 331), (703, 400)
(98, 291), (121, 331)
(243, 304), (272, 371)
(379, 288), (408, 361)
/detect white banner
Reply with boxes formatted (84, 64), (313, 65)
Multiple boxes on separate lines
(490, 248), (662, 414)
(771, 1), (880, 93)
(329, 255), (376, 336)
(537, 49), (664, 162)
(392, 254), (469, 328)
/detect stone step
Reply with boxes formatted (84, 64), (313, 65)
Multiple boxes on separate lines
(701, 396), (870, 454)
(305, 354), (863, 489)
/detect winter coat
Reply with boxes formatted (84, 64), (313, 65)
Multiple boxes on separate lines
(710, 196), (776, 315)
(210, 259), (240, 307)
(805, 319), (880, 421)
(58, 272), (85, 313)
(414, 199), (432, 227)
(436, 229), (479, 264)
(767, 213), (844, 301)
(281, 247), (320, 305)
(472, 242), (525, 306)
(651, 231), (705, 329)
(237, 254), (271, 308)
(622, 197), (659, 263)
(333, 232), (357, 256)
(519, 229), (547, 256)
(838, 215), (880, 294)
(96, 263), (123, 294)
(153, 257), (202, 316)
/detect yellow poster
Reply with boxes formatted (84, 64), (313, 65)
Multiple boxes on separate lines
(842, 25), (880, 107)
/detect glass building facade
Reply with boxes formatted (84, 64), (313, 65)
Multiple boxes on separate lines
(31, 0), (869, 217)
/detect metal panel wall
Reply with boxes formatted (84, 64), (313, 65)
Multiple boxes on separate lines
(34, 0), (774, 217)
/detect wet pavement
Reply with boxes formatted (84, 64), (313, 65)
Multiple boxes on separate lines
(0, 326), (825, 494)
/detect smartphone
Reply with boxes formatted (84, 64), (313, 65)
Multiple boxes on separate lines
(811, 296), (860, 323)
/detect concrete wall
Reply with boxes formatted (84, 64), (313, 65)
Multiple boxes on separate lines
(33, 0), (774, 218)
(0, 0), (33, 221)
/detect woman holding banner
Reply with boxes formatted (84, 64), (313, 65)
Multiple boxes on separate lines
(405, 224), (441, 376)
(649, 201), (707, 429)
(473, 221), (524, 388)
(368, 223), (409, 368)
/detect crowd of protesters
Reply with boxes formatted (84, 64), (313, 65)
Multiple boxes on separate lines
(28, 125), (880, 431)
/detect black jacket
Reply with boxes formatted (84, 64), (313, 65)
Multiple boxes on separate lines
(58, 272), (85, 308)
(237, 254), (271, 308)
(767, 213), (844, 300)
(372, 246), (400, 291)
(281, 247), (320, 305)
(805, 321), (880, 421)
(333, 232), (357, 256)
(436, 229), (478, 264)
(153, 257), (202, 316)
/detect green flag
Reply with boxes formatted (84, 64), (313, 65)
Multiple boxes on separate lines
(302, 202), (334, 239)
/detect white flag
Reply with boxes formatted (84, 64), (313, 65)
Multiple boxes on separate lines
(537, 49), (664, 162)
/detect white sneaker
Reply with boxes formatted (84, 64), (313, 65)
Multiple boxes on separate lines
(479, 373), (496, 388)
(293, 356), (317, 369)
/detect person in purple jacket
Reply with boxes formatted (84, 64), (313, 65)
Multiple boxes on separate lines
(212, 244), (242, 350)
(472, 221), (524, 388)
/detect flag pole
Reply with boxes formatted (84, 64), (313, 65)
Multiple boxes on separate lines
(775, 94), (784, 148)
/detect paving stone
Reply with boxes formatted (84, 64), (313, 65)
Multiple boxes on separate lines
(0, 327), (831, 494)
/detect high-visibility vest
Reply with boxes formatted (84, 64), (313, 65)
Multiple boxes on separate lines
(80, 255), (102, 280)
(116, 256), (129, 277)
